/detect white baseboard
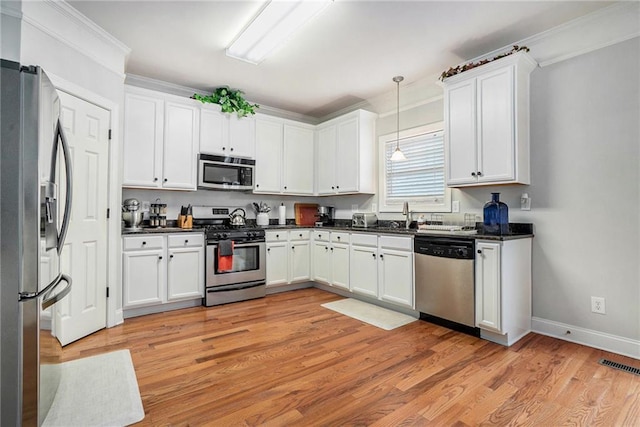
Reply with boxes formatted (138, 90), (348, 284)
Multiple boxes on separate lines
(532, 317), (640, 360)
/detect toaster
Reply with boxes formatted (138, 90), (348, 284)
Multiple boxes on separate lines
(352, 213), (378, 228)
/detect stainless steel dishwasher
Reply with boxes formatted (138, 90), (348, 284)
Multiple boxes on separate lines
(414, 236), (479, 336)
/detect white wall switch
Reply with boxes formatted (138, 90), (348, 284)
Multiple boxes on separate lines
(452, 200), (460, 213)
(351, 204), (359, 213)
(520, 193), (531, 211)
(371, 203), (377, 212)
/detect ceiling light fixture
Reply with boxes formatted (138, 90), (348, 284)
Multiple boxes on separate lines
(226, 0), (332, 65)
(390, 75), (407, 162)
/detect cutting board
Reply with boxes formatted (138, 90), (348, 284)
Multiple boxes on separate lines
(294, 203), (319, 226)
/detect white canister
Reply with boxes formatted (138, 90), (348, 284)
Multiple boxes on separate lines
(257, 212), (269, 226)
(278, 203), (286, 225)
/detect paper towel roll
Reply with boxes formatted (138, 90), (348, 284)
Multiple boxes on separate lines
(278, 203), (286, 225)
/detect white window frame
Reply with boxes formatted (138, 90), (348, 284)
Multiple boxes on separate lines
(378, 122), (451, 213)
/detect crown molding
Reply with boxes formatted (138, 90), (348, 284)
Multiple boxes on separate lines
(467, 1), (639, 68)
(20, 0), (130, 77)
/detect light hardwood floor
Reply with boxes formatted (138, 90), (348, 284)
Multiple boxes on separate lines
(52, 288), (639, 426)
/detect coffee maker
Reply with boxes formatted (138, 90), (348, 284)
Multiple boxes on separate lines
(315, 206), (335, 227)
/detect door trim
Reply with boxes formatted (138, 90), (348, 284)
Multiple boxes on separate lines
(48, 72), (123, 328)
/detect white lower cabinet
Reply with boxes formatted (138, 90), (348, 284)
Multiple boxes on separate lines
(266, 230), (311, 288)
(122, 233), (204, 310)
(348, 233), (414, 309)
(475, 238), (532, 346)
(311, 231), (350, 290)
(378, 236), (414, 308)
(350, 234), (379, 298)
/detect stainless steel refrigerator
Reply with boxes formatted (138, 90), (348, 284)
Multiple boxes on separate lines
(1, 60), (74, 426)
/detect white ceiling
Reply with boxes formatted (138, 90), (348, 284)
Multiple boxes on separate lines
(68, 0), (615, 119)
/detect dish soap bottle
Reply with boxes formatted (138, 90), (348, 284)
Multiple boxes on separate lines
(483, 192), (509, 235)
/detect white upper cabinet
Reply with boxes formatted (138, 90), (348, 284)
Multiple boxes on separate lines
(316, 109), (377, 195)
(163, 101), (199, 189)
(123, 86), (199, 190)
(123, 90), (164, 188)
(443, 52), (537, 187)
(283, 124), (314, 195)
(199, 104), (256, 159)
(254, 114), (314, 195)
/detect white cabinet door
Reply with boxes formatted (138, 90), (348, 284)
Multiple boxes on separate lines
(167, 247), (204, 301)
(445, 79), (477, 185)
(163, 101), (199, 190)
(199, 106), (227, 155)
(254, 118), (283, 193)
(123, 92), (164, 188)
(283, 124), (314, 194)
(476, 66), (515, 183)
(316, 124), (337, 195)
(312, 241), (331, 284)
(122, 249), (166, 308)
(379, 248), (413, 308)
(350, 245), (378, 297)
(336, 117), (360, 193)
(290, 240), (311, 282)
(266, 241), (288, 287)
(228, 115), (256, 159)
(331, 243), (350, 290)
(475, 241), (502, 332)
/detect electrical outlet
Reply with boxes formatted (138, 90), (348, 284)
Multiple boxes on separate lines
(591, 296), (606, 314)
(371, 203), (377, 212)
(452, 200), (460, 213)
(351, 204), (359, 213)
(141, 201), (150, 212)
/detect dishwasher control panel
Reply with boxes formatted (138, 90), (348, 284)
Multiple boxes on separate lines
(414, 237), (474, 259)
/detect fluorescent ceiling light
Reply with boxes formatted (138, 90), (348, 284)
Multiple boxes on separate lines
(227, 0), (332, 64)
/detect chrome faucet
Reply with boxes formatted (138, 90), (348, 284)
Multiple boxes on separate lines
(402, 201), (411, 229)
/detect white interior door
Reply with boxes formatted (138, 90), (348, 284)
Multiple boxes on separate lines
(54, 91), (110, 346)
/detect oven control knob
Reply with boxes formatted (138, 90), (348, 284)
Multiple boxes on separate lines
(456, 249), (466, 257)
(222, 233), (229, 239)
(247, 231), (254, 238)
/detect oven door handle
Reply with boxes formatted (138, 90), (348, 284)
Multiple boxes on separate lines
(209, 241), (264, 248)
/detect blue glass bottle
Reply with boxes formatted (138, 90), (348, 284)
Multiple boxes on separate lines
(483, 192), (509, 235)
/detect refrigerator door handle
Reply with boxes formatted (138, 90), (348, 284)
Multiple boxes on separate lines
(41, 273), (72, 310)
(55, 120), (73, 255)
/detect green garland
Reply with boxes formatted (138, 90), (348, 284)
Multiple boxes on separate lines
(440, 45), (530, 81)
(193, 87), (259, 117)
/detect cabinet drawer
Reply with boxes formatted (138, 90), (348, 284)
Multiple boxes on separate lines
(290, 229), (310, 241)
(123, 235), (164, 251)
(168, 233), (204, 248)
(266, 231), (288, 242)
(331, 232), (350, 244)
(379, 235), (412, 251)
(313, 231), (330, 242)
(350, 233), (377, 247)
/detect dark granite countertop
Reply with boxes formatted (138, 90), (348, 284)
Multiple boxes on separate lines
(122, 227), (205, 235)
(122, 222), (533, 241)
(261, 223), (533, 241)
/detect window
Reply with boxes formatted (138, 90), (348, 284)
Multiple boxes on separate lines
(378, 123), (451, 212)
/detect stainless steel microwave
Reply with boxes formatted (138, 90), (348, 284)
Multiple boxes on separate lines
(198, 154), (255, 191)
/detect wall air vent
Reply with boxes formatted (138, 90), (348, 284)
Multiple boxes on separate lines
(598, 358), (640, 376)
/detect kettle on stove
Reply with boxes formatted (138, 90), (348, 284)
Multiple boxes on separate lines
(229, 208), (246, 227)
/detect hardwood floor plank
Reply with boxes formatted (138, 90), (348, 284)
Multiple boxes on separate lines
(53, 288), (640, 426)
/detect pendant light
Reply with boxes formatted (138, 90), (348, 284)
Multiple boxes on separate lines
(390, 76), (407, 162)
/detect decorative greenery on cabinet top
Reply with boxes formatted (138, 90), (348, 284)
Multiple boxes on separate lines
(193, 87), (259, 117)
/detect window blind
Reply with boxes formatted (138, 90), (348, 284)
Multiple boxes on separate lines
(385, 131), (445, 201)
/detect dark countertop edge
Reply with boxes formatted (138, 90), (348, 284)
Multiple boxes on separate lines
(260, 225), (533, 241)
(122, 225), (533, 241)
(122, 227), (205, 235)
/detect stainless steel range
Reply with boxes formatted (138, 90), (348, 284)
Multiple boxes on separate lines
(194, 208), (266, 307)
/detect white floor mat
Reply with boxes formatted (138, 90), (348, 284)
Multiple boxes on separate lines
(42, 349), (144, 427)
(322, 298), (417, 330)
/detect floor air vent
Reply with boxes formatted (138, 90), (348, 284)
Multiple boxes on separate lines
(598, 358), (640, 376)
